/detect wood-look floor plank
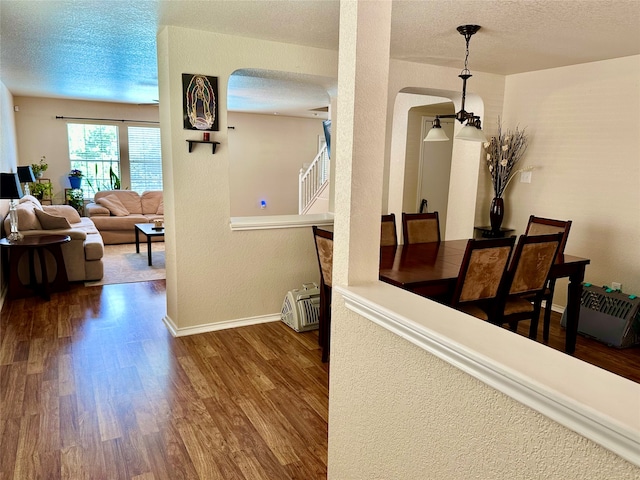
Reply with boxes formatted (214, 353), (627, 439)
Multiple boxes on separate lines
(0, 280), (323, 480)
(8, 279), (636, 479)
(12, 414), (40, 479)
(131, 473), (156, 480)
(37, 378), (61, 453)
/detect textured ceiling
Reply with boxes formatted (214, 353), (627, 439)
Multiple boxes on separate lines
(1, 0), (639, 117)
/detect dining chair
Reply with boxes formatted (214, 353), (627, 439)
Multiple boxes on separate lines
(312, 226), (333, 362)
(402, 212), (440, 244)
(524, 215), (572, 341)
(381, 213), (398, 247)
(450, 236), (516, 321)
(495, 233), (563, 340)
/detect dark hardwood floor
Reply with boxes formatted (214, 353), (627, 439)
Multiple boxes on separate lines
(1, 281), (638, 479)
(514, 310), (640, 384)
(0, 281), (328, 480)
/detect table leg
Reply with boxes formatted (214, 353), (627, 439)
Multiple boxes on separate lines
(5, 247), (28, 299)
(28, 248), (37, 291)
(565, 266), (586, 354)
(46, 244), (69, 294)
(147, 235), (152, 266)
(36, 247), (50, 300)
(135, 227), (140, 253)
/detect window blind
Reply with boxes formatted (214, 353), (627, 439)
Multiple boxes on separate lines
(128, 126), (163, 192)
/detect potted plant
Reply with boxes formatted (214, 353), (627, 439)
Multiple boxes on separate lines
(31, 180), (53, 201)
(86, 165), (122, 193)
(31, 156), (48, 178)
(68, 169), (83, 189)
(66, 188), (84, 214)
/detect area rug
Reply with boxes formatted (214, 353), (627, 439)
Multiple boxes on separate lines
(85, 243), (165, 286)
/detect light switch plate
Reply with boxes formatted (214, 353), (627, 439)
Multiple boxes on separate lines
(520, 171), (532, 183)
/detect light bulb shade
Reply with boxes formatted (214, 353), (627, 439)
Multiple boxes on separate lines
(0, 172), (24, 200)
(455, 124), (487, 142)
(424, 127), (450, 142)
(17, 165), (36, 183)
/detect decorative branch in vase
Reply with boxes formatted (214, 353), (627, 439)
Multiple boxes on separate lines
(483, 119), (530, 231)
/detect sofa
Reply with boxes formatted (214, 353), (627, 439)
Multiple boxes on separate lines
(3, 195), (104, 281)
(85, 190), (163, 244)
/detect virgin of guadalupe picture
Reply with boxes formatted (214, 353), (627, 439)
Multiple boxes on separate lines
(182, 74), (219, 131)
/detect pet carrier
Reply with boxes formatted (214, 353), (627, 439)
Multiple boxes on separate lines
(281, 283), (320, 332)
(561, 283), (640, 348)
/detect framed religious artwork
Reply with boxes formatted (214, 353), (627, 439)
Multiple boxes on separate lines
(182, 73), (219, 132)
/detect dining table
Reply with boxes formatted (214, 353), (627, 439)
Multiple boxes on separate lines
(378, 239), (590, 355)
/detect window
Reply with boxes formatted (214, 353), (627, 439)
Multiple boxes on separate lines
(128, 126), (163, 192)
(68, 123), (163, 196)
(68, 123), (120, 196)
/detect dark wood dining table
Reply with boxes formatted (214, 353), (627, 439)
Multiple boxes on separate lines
(378, 239), (590, 355)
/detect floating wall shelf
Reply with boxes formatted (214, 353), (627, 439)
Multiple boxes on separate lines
(186, 140), (220, 154)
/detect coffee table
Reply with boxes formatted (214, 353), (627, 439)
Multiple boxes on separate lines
(134, 223), (164, 266)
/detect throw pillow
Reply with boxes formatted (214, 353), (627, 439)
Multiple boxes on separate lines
(97, 194), (130, 216)
(43, 205), (82, 224)
(19, 194), (43, 210)
(156, 200), (164, 215)
(35, 209), (71, 230)
(13, 204), (42, 230)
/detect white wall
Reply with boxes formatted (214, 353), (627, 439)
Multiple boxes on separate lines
(0, 81), (18, 301)
(385, 60), (506, 240)
(228, 111), (325, 216)
(11, 96), (159, 202)
(501, 55), (640, 304)
(0, 82), (18, 176)
(327, 5), (639, 479)
(157, 26), (338, 331)
(329, 296), (639, 478)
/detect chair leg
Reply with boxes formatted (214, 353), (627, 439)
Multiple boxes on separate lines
(529, 297), (543, 340)
(321, 287), (332, 363)
(542, 302), (553, 342)
(318, 285), (326, 347)
(542, 282), (556, 342)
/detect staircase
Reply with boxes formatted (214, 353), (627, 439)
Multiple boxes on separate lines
(299, 144), (330, 214)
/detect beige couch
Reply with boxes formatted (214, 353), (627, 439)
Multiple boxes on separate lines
(85, 190), (163, 244)
(3, 196), (104, 282)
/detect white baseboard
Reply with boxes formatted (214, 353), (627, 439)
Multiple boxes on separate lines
(163, 313), (281, 337)
(548, 301), (565, 315)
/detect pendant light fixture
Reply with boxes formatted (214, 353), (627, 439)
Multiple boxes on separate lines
(424, 25), (487, 143)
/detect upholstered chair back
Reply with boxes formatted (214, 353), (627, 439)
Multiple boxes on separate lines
(380, 214), (398, 247)
(402, 212), (440, 244)
(313, 227), (333, 288)
(456, 238), (516, 303)
(525, 216), (572, 262)
(508, 234), (563, 296)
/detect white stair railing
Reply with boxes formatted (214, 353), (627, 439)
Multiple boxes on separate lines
(299, 144), (329, 214)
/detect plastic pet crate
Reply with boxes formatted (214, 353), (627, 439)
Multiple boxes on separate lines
(281, 283), (320, 332)
(561, 284), (640, 348)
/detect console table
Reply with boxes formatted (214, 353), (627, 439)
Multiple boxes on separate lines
(474, 226), (516, 239)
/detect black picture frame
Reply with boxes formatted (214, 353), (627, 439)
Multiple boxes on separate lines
(182, 73), (219, 131)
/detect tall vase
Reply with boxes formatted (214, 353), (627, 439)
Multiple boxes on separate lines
(490, 197), (504, 232)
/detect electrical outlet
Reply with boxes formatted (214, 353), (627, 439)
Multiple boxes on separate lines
(611, 282), (622, 291)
